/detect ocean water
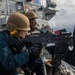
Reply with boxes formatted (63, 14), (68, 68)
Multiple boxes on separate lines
(60, 60), (75, 75)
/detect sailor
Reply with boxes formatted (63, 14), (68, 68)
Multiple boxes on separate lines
(0, 13), (40, 75)
(22, 10), (46, 75)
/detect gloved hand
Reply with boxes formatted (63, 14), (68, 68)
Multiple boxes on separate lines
(45, 43), (56, 54)
(28, 46), (42, 58)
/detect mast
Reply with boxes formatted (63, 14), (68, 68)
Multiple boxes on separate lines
(6, 0), (9, 15)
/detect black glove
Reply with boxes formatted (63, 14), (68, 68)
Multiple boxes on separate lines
(45, 44), (56, 54)
(28, 46), (42, 58)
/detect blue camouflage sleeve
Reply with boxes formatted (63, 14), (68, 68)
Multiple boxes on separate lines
(0, 33), (29, 70)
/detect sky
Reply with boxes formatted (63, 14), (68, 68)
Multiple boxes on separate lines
(48, 0), (75, 33)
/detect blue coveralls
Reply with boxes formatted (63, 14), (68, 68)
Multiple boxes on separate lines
(0, 31), (29, 75)
(24, 57), (45, 75)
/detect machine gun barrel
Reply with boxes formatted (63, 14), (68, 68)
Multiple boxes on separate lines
(22, 32), (72, 45)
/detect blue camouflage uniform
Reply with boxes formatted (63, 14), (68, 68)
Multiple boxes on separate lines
(0, 31), (29, 75)
(25, 57), (45, 75)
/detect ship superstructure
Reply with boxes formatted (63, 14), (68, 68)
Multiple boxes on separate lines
(0, 0), (58, 27)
